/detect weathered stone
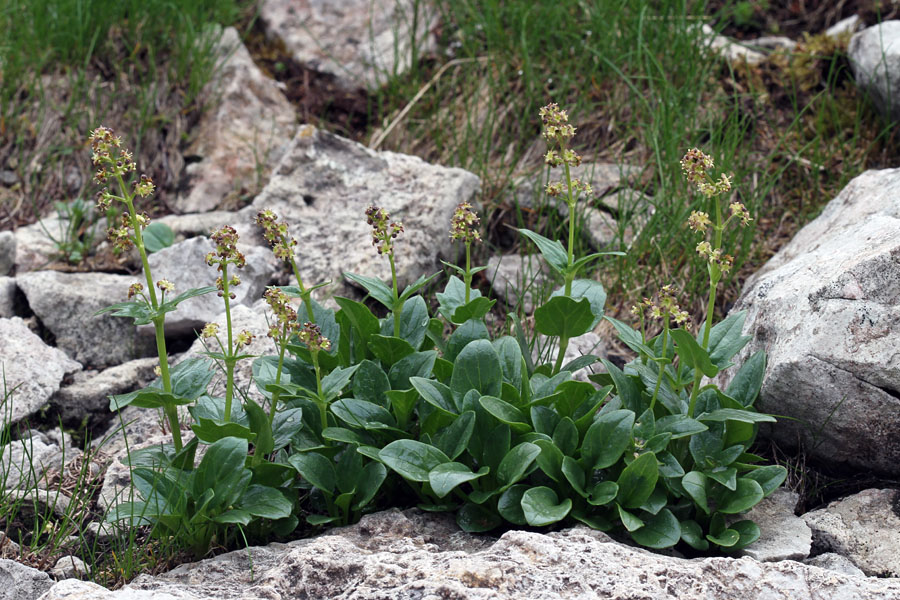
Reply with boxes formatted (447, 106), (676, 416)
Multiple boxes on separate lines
(0, 231), (14, 276)
(260, 0), (437, 91)
(803, 489), (900, 578)
(12, 215), (105, 274)
(176, 27), (297, 213)
(0, 532), (19, 558)
(0, 277), (18, 318)
(740, 488), (811, 562)
(0, 432), (64, 491)
(535, 331), (607, 383)
(95, 407), (180, 467)
(806, 553), (867, 578)
(97, 434), (172, 512)
(49, 556), (88, 580)
(485, 254), (550, 314)
(5, 488), (73, 524)
(748, 36), (797, 51)
(145, 237), (276, 335)
(37, 509), (900, 600)
(849, 21), (900, 121)
(826, 15), (862, 39)
(241, 126), (480, 298)
(0, 558), (53, 600)
(701, 24), (766, 65)
(156, 212), (245, 241)
(52, 357), (159, 427)
(0, 317), (81, 425)
(16, 271), (156, 368)
(717, 169), (900, 476)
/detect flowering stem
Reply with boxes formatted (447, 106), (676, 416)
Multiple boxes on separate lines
(220, 263), (237, 423)
(118, 174), (180, 451)
(267, 335), (288, 427)
(288, 255), (316, 325)
(464, 242), (472, 304)
(311, 351), (326, 429)
(389, 253), (402, 338)
(649, 318), (669, 413)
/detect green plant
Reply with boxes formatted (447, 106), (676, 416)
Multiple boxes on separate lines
(93, 105), (785, 558)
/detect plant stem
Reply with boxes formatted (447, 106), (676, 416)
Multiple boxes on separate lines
(288, 255), (315, 324)
(464, 241), (472, 304)
(649, 318), (669, 412)
(221, 263), (235, 423)
(312, 351), (326, 429)
(267, 335), (288, 426)
(119, 175), (180, 451)
(389, 253), (402, 338)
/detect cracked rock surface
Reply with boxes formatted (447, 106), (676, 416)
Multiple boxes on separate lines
(36, 509), (900, 600)
(717, 168), (900, 476)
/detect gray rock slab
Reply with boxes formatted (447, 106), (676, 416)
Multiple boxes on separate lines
(0, 231), (14, 276)
(0, 277), (18, 318)
(806, 553), (867, 578)
(716, 168), (900, 476)
(95, 406), (180, 466)
(485, 254), (550, 314)
(0, 317), (81, 425)
(535, 331), (607, 383)
(49, 556), (88, 580)
(176, 27), (297, 213)
(740, 488), (811, 562)
(0, 433), (64, 491)
(826, 15), (862, 39)
(803, 488), (900, 578)
(0, 558), (53, 600)
(260, 0), (437, 91)
(241, 125), (480, 298)
(12, 216), (105, 274)
(146, 237), (276, 335)
(38, 509), (900, 600)
(16, 271), (156, 368)
(51, 357), (159, 426)
(849, 21), (900, 121)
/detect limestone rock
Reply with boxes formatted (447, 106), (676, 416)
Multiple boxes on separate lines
(97, 434), (172, 512)
(0, 277), (18, 318)
(0, 431), (65, 491)
(739, 488), (811, 562)
(806, 553), (867, 578)
(12, 217), (64, 274)
(49, 556), (88, 580)
(145, 237), (276, 335)
(242, 126), (480, 298)
(16, 271), (156, 368)
(803, 489), (900, 577)
(0, 231), (14, 276)
(485, 254), (550, 314)
(717, 169), (900, 476)
(37, 509), (900, 600)
(849, 21), (900, 121)
(701, 24), (766, 65)
(95, 407), (180, 468)
(0, 317), (81, 425)
(0, 558), (53, 600)
(52, 357), (159, 426)
(177, 27), (297, 213)
(260, 0), (437, 91)
(536, 331), (607, 383)
(826, 15), (862, 39)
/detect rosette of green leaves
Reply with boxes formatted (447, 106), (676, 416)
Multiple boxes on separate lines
(107, 437), (294, 557)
